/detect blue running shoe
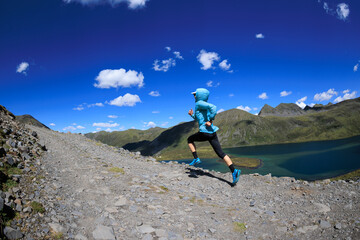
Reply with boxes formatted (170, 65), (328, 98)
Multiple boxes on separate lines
(189, 158), (201, 166)
(232, 169), (241, 185)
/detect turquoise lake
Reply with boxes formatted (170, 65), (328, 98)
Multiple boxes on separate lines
(165, 135), (360, 181)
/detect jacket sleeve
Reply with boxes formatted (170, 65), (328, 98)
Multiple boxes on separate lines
(197, 101), (217, 121)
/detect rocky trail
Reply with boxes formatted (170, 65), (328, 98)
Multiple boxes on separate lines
(6, 124), (360, 239)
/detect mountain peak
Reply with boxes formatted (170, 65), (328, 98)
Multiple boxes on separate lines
(259, 103), (304, 117)
(16, 114), (49, 129)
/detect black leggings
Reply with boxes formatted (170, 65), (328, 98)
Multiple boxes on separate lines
(187, 132), (226, 159)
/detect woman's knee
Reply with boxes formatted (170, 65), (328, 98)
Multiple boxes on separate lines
(216, 151), (226, 159)
(187, 136), (194, 143)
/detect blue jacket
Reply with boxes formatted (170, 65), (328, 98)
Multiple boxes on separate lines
(190, 88), (219, 134)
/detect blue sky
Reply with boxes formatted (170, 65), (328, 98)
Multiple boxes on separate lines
(1, 0), (359, 133)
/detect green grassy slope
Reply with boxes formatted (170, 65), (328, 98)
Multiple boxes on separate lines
(84, 98), (360, 160)
(85, 127), (166, 148)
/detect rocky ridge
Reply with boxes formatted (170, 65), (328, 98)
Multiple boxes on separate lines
(0, 105), (47, 239)
(1, 105), (360, 239)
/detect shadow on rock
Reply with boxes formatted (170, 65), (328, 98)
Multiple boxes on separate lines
(185, 167), (234, 187)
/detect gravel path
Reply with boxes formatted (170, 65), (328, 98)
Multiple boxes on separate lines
(28, 125), (360, 240)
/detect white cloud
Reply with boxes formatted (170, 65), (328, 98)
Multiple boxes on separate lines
(322, 2), (350, 21)
(229, 93), (234, 97)
(96, 128), (102, 131)
(169, 116), (173, 119)
(72, 123), (77, 125)
(108, 93), (141, 107)
(93, 122), (120, 128)
(108, 115), (118, 119)
(323, 2), (331, 14)
(336, 3), (350, 21)
(105, 128), (112, 132)
(197, 49), (220, 70)
(16, 62), (29, 75)
(236, 105), (251, 112)
(88, 103), (104, 108)
(77, 125), (85, 129)
(354, 63), (359, 72)
(296, 102), (307, 109)
(280, 90), (292, 97)
(153, 58), (176, 72)
(165, 46), (171, 52)
(63, 0), (149, 9)
(152, 111), (160, 114)
(173, 51), (183, 60)
(63, 126), (76, 131)
(128, 0), (148, 9)
(258, 92), (269, 100)
(334, 91), (357, 103)
(206, 80), (220, 87)
(219, 60), (231, 71)
(217, 108), (225, 114)
(73, 102), (104, 111)
(309, 103), (316, 107)
(50, 123), (56, 126)
(298, 96), (307, 103)
(94, 68), (144, 89)
(343, 89), (350, 94)
(256, 33), (264, 39)
(314, 88), (338, 101)
(296, 96), (307, 109)
(73, 105), (85, 111)
(149, 91), (160, 97)
(161, 122), (168, 127)
(253, 107), (258, 111)
(146, 121), (156, 128)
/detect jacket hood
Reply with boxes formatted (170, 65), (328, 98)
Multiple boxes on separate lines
(195, 88), (210, 102)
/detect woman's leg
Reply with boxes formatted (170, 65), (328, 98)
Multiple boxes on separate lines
(187, 132), (207, 163)
(208, 133), (231, 164)
(208, 133), (241, 184)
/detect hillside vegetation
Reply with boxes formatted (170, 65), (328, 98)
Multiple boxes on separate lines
(86, 98), (360, 160)
(86, 127), (165, 148)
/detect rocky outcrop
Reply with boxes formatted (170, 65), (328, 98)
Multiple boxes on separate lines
(0, 105), (47, 239)
(16, 114), (49, 129)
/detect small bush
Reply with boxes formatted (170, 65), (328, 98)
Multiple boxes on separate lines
(108, 167), (125, 174)
(30, 201), (45, 213)
(233, 222), (246, 233)
(159, 186), (169, 192)
(52, 232), (63, 239)
(3, 179), (17, 191)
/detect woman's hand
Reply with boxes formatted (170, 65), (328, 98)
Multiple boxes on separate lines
(205, 121), (212, 127)
(188, 109), (193, 116)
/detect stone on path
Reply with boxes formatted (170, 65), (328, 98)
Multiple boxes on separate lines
(314, 203), (331, 214)
(319, 220), (331, 229)
(92, 225), (116, 240)
(48, 223), (65, 233)
(75, 233), (88, 240)
(297, 225), (318, 233)
(138, 225), (155, 234)
(3, 227), (24, 240)
(114, 196), (127, 207)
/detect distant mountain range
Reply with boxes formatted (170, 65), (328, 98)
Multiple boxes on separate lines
(86, 97), (360, 159)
